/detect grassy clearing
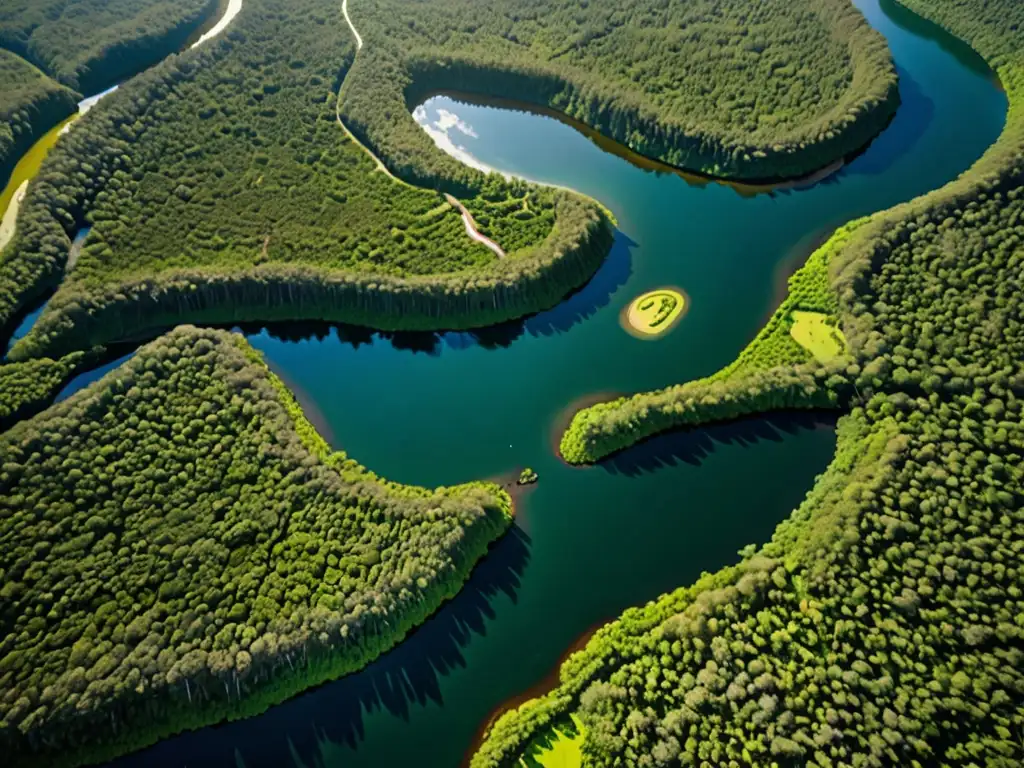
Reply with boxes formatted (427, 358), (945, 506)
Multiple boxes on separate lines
(520, 715), (586, 768)
(789, 310), (846, 362)
(623, 288), (686, 338)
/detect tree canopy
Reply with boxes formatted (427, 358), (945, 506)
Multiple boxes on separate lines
(0, 326), (512, 768)
(342, 0), (898, 181)
(497, 0), (1024, 765)
(0, 0), (613, 360)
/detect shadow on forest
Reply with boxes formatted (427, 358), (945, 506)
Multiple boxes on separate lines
(601, 411), (838, 478)
(877, 0), (997, 82)
(0, 292), (51, 358)
(845, 65), (934, 179)
(110, 526), (533, 768)
(239, 230), (636, 355)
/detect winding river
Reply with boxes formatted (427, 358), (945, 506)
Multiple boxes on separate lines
(0, 0), (1007, 765)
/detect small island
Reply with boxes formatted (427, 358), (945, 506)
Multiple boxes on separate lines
(622, 288), (688, 338)
(517, 467), (539, 485)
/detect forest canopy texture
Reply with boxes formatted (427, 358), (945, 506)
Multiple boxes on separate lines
(343, 0), (899, 181)
(0, 50), (77, 195)
(0, 0), (612, 360)
(0, 0), (1020, 765)
(0, 0), (221, 190)
(0, 327), (512, 768)
(0, 0), (218, 93)
(480, 0), (1024, 766)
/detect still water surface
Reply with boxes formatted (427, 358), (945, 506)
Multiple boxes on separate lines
(82, 0), (1006, 764)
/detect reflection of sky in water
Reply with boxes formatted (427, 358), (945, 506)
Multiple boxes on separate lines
(412, 104), (497, 175)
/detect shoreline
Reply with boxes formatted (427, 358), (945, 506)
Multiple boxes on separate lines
(459, 617), (609, 768)
(550, 391), (623, 463)
(0, 181), (28, 253)
(413, 89), (878, 196)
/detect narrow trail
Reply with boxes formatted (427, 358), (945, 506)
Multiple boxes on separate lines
(338, 0), (506, 257)
(445, 193), (506, 258)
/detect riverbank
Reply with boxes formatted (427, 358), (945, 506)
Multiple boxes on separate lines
(415, 90), (863, 196)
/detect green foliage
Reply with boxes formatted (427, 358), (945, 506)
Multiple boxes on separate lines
(0, 351), (85, 429)
(0, 0), (613, 360)
(0, 326), (512, 768)
(0, 50), (78, 194)
(480, 392), (1024, 767)
(343, 0), (898, 182)
(486, 2), (1024, 766)
(0, 0), (219, 93)
(561, 222), (856, 464)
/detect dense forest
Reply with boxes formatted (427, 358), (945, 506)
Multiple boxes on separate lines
(482, 0), (1024, 765)
(0, 326), (512, 768)
(0, 0), (222, 190)
(0, 50), (77, 194)
(0, 350), (86, 429)
(0, 0), (612, 360)
(0, 0), (218, 94)
(343, 0), (899, 181)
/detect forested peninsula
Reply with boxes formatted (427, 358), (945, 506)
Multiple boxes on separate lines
(343, 0), (899, 182)
(480, 0), (1024, 765)
(0, 327), (513, 768)
(0, 0), (613, 360)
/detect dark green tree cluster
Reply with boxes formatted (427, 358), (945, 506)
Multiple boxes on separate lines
(0, 0), (218, 94)
(0, 50), (78, 192)
(0, 326), (512, 768)
(0, 350), (85, 429)
(341, 0), (899, 182)
(482, 1), (1024, 765)
(0, 0), (613, 360)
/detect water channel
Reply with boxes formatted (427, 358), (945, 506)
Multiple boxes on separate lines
(0, 0), (1007, 765)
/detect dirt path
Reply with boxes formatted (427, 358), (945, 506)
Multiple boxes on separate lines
(444, 194), (506, 258)
(337, 0), (394, 178)
(338, 0), (505, 258)
(191, 0), (244, 49)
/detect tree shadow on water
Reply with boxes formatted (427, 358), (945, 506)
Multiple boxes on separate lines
(109, 527), (532, 768)
(844, 65), (934, 179)
(239, 230), (635, 356)
(601, 411), (837, 478)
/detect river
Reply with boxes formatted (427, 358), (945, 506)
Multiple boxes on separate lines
(6, 0), (1008, 765)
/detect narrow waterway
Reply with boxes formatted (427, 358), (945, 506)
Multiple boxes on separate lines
(91, 0), (1007, 766)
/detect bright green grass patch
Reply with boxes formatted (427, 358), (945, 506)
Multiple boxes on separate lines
(0, 114), (77, 223)
(520, 715), (586, 768)
(789, 310), (846, 362)
(623, 288), (687, 337)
